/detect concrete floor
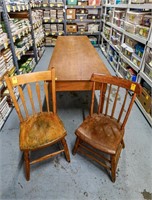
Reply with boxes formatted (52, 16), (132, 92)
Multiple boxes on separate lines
(0, 47), (152, 200)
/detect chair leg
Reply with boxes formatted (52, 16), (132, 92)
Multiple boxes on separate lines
(61, 138), (70, 162)
(24, 151), (30, 181)
(72, 136), (80, 155)
(122, 139), (125, 149)
(111, 155), (116, 183)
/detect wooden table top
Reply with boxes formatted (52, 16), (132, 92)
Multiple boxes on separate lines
(48, 36), (110, 81)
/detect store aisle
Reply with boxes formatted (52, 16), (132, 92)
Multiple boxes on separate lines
(0, 48), (152, 200)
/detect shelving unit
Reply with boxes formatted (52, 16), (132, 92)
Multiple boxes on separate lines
(100, 0), (152, 125)
(31, 0), (103, 46)
(0, 1), (45, 130)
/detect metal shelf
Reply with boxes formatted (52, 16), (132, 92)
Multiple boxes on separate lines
(101, 32), (110, 43)
(147, 41), (152, 49)
(43, 19), (64, 23)
(124, 31), (147, 45)
(128, 3), (152, 9)
(66, 5), (102, 8)
(116, 71), (123, 78)
(5, 3), (29, 12)
(135, 98), (152, 127)
(104, 3), (128, 7)
(67, 31), (100, 35)
(140, 71), (152, 87)
(103, 3), (152, 9)
(45, 32), (64, 36)
(67, 19), (101, 23)
(0, 40), (10, 51)
(31, 3), (64, 9)
(119, 52), (140, 73)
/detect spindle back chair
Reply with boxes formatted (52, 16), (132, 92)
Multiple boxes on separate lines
(5, 68), (70, 181)
(73, 73), (142, 182)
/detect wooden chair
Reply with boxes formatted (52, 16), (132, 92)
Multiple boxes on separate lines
(73, 73), (142, 182)
(5, 68), (70, 181)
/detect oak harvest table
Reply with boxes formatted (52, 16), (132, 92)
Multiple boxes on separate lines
(48, 36), (110, 91)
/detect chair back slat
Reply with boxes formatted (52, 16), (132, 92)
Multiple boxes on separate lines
(117, 89), (128, 123)
(35, 82), (42, 112)
(111, 86), (120, 118)
(44, 81), (50, 112)
(121, 93), (137, 129)
(4, 76), (24, 122)
(4, 69), (56, 122)
(51, 68), (56, 114)
(90, 73), (142, 129)
(98, 83), (104, 114)
(18, 85), (29, 118)
(27, 83), (36, 115)
(90, 82), (96, 116)
(105, 84), (112, 116)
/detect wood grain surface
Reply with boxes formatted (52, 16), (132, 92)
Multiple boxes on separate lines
(49, 36), (110, 82)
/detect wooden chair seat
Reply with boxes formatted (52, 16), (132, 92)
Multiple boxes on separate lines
(20, 112), (66, 150)
(76, 114), (124, 155)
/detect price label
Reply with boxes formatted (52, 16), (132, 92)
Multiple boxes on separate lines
(51, 19), (55, 22)
(4, 43), (8, 49)
(59, 32), (62, 35)
(6, 5), (11, 12)
(43, 3), (47, 7)
(130, 83), (136, 91)
(22, 5), (25, 10)
(17, 5), (21, 11)
(12, 77), (17, 84)
(12, 6), (16, 12)
(52, 32), (55, 35)
(50, 4), (54, 7)
(57, 4), (61, 7)
(94, 6), (96, 8)
(45, 19), (48, 22)
(58, 19), (62, 22)
(13, 36), (16, 42)
(46, 32), (49, 36)
(17, 55), (21, 60)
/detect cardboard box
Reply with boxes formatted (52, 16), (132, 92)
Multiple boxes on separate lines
(66, 9), (76, 20)
(137, 87), (152, 115)
(66, 25), (77, 33)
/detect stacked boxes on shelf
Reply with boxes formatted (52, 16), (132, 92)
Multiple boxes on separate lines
(124, 11), (151, 39)
(18, 57), (36, 74)
(143, 49), (152, 80)
(0, 96), (11, 130)
(0, 24), (8, 49)
(66, 0), (102, 45)
(32, 10), (45, 59)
